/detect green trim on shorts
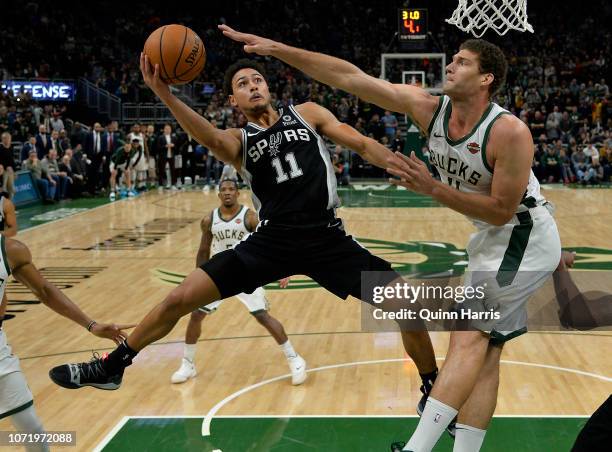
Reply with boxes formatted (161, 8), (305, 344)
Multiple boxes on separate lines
(489, 327), (528, 345)
(249, 309), (267, 316)
(0, 399), (33, 420)
(1, 236), (11, 276)
(496, 211), (533, 287)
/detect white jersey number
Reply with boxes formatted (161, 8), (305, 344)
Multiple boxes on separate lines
(272, 152), (303, 184)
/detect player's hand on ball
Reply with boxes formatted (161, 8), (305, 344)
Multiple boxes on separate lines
(218, 24), (277, 56)
(387, 151), (436, 195)
(278, 277), (291, 289)
(90, 323), (136, 345)
(140, 52), (171, 99)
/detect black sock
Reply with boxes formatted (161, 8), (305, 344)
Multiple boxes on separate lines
(419, 368), (438, 394)
(104, 341), (138, 374)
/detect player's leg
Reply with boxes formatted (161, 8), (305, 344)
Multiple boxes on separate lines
(451, 342), (504, 452)
(125, 167), (135, 195)
(171, 309), (208, 384)
(554, 250), (612, 329)
(402, 331), (489, 452)
(10, 405), (49, 452)
(242, 288), (307, 385)
(302, 223), (438, 394)
(49, 237), (293, 390)
(109, 167), (117, 200)
(0, 368), (48, 452)
(49, 255), (231, 389)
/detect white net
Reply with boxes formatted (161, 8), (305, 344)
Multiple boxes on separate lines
(446, 0), (534, 38)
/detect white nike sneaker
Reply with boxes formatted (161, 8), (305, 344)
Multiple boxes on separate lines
(109, 191), (116, 201)
(289, 355), (307, 385)
(171, 358), (196, 384)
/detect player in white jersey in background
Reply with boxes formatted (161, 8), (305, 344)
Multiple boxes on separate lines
(171, 178), (307, 385)
(0, 235), (132, 451)
(221, 27), (561, 452)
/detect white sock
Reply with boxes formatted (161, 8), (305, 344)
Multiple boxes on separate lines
(453, 423), (486, 452)
(404, 397), (458, 451)
(280, 340), (297, 360)
(184, 343), (196, 362)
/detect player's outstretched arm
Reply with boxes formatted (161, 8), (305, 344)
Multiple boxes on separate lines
(297, 102), (402, 170)
(388, 116), (533, 226)
(5, 238), (134, 343)
(195, 214), (213, 268)
(140, 52), (242, 166)
(219, 24), (439, 131)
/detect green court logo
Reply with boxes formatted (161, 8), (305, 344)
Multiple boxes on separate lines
(153, 240), (612, 290)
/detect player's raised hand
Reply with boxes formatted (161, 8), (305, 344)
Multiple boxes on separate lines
(218, 24), (278, 56)
(90, 322), (136, 345)
(139, 52), (171, 100)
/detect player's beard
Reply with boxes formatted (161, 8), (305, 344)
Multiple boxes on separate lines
(247, 101), (270, 115)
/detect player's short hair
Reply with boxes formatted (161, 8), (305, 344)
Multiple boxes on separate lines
(223, 59), (267, 96)
(460, 39), (508, 98)
(218, 177), (239, 189)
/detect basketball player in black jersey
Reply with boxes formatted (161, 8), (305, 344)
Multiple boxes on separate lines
(48, 54), (438, 396)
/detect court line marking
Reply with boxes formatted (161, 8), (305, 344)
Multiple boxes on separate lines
(93, 415), (129, 452)
(94, 413), (590, 450)
(116, 414), (592, 419)
(19, 201), (114, 233)
(200, 357), (611, 436)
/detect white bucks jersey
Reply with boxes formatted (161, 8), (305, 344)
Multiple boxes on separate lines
(210, 206), (251, 256)
(427, 95), (545, 228)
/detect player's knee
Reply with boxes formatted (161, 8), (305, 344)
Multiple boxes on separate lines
(449, 331), (489, 353)
(162, 289), (187, 315)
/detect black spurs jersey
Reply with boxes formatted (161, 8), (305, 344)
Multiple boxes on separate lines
(239, 105), (339, 225)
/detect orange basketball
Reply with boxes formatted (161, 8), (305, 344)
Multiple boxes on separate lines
(143, 24), (206, 85)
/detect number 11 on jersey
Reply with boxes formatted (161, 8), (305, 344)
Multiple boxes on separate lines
(272, 152), (303, 183)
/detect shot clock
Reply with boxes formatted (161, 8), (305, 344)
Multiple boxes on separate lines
(398, 8), (428, 40)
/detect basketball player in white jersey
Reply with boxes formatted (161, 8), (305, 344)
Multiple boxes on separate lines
(0, 192), (17, 237)
(127, 124), (148, 190)
(171, 177), (306, 385)
(0, 236), (132, 451)
(220, 28), (561, 451)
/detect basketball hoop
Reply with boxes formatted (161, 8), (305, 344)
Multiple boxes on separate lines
(446, 0), (534, 38)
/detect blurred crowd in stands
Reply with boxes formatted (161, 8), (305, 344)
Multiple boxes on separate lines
(0, 0), (609, 204)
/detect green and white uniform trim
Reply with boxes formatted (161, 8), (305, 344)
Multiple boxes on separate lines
(427, 97), (561, 342)
(198, 206), (268, 314)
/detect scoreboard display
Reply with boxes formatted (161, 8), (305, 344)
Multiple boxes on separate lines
(398, 8), (428, 40)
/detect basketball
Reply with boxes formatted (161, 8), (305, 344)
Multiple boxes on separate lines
(143, 24), (206, 85)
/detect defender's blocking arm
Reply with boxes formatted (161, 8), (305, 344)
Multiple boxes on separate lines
(219, 24), (439, 131)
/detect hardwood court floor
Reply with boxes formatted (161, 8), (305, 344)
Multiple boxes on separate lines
(1, 186), (610, 451)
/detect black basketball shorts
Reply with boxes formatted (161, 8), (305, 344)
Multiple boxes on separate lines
(200, 218), (397, 302)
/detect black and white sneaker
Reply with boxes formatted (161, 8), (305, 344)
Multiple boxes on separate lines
(49, 352), (123, 390)
(416, 384), (457, 437)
